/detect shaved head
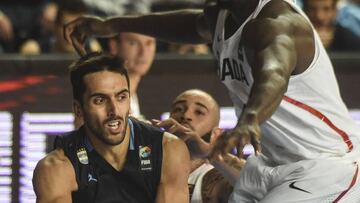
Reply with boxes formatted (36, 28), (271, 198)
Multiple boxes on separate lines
(171, 89), (220, 140)
(174, 89), (220, 127)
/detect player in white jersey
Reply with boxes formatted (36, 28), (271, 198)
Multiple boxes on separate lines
(153, 89), (235, 202)
(63, 0), (360, 201)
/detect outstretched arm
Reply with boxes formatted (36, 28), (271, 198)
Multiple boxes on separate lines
(105, 10), (212, 43)
(242, 21), (296, 125)
(64, 9), (212, 56)
(152, 118), (212, 158)
(231, 13), (298, 154)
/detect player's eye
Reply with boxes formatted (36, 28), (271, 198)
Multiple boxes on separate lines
(173, 106), (184, 113)
(93, 97), (105, 105)
(195, 110), (205, 116)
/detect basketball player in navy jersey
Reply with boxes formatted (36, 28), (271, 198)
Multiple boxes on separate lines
(64, 0), (360, 202)
(33, 53), (190, 203)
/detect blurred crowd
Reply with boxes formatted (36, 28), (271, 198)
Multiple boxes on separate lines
(302, 0), (360, 51)
(0, 0), (359, 55)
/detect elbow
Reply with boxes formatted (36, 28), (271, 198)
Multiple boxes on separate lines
(270, 62), (292, 94)
(277, 73), (289, 94)
(273, 70), (289, 96)
(259, 66), (291, 94)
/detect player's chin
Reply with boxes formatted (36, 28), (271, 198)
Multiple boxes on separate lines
(135, 64), (151, 75)
(103, 132), (126, 145)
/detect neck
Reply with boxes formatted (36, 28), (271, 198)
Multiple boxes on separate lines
(228, 0), (259, 24)
(86, 124), (130, 171)
(129, 73), (141, 96)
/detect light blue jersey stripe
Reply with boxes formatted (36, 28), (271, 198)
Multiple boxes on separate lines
(84, 118), (135, 151)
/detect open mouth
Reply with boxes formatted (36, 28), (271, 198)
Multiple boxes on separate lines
(107, 120), (120, 129)
(105, 120), (122, 134)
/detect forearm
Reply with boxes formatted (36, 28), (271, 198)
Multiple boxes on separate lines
(104, 9), (210, 44)
(240, 69), (289, 125)
(240, 33), (296, 125)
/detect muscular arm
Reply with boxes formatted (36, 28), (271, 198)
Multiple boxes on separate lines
(156, 132), (190, 203)
(215, 2), (313, 156)
(105, 9), (212, 44)
(242, 18), (296, 124)
(64, 9), (212, 55)
(232, 8), (298, 152)
(33, 149), (77, 203)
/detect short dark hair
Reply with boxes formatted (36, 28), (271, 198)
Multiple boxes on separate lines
(69, 52), (130, 104)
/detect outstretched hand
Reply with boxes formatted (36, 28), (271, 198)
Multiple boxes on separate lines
(63, 16), (106, 57)
(152, 118), (211, 158)
(210, 118), (261, 160)
(151, 118), (195, 141)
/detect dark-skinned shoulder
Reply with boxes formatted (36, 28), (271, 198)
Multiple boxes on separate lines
(243, 0), (314, 74)
(243, 0), (297, 49)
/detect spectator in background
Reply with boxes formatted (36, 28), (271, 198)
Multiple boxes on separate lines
(0, 10), (13, 53)
(303, 0), (360, 51)
(20, 2), (58, 55)
(337, 0), (360, 38)
(49, 0), (101, 53)
(108, 32), (156, 118)
(17, 0), (103, 54)
(0, 0), (57, 54)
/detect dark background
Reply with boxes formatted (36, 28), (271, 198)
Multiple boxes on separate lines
(1, 53), (359, 118)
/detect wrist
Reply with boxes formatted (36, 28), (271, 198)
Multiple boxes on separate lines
(238, 109), (258, 126)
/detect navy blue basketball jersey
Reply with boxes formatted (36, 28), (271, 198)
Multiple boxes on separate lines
(54, 118), (164, 203)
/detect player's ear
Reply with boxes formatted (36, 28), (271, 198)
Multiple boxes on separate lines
(72, 100), (84, 129)
(73, 100), (82, 118)
(210, 127), (223, 144)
